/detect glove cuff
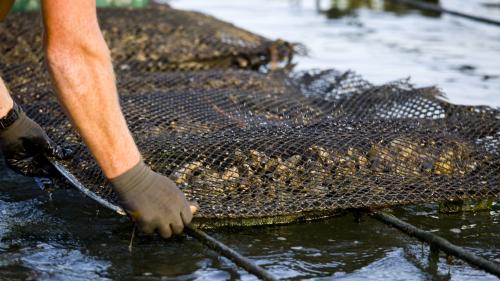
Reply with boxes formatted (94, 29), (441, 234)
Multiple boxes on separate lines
(0, 102), (23, 131)
(0, 109), (32, 143)
(110, 160), (153, 194)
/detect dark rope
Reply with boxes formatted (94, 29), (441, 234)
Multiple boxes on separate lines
(186, 226), (278, 281)
(387, 0), (500, 27)
(49, 161), (277, 281)
(373, 211), (500, 277)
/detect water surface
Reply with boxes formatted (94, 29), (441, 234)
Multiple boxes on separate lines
(171, 0), (500, 106)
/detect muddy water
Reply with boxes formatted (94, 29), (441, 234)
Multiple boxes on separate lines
(1, 0), (499, 280)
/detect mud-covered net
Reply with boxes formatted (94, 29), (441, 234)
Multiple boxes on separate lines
(0, 4), (297, 72)
(2, 64), (498, 226)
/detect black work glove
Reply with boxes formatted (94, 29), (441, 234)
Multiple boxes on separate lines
(0, 106), (71, 177)
(110, 160), (195, 239)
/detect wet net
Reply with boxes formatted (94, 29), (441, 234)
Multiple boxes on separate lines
(1, 6), (498, 227)
(0, 4), (297, 72)
(2, 65), (498, 226)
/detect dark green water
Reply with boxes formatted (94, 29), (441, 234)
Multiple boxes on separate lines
(1, 0), (500, 280)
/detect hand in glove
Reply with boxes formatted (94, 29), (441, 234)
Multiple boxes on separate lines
(0, 103), (71, 177)
(110, 160), (197, 238)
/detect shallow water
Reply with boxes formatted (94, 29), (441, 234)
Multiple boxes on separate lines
(1, 0), (500, 280)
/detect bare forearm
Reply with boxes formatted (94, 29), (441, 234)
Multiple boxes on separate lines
(42, 0), (140, 178)
(14, 0), (196, 236)
(45, 45), (140, 178)
(0, 77), (14, 117)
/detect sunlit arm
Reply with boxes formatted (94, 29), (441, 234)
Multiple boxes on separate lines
(41, 0), (140, 178)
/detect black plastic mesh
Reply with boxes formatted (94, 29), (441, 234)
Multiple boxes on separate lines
(2, 66), (498, 226)
(1, 5), (498, 227)
(0, 4), (297, 71)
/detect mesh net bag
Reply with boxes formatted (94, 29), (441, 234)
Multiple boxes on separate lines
(1, 5), (498, 227)
(2, 66), (498, 227)
(0, 4), (297, 72)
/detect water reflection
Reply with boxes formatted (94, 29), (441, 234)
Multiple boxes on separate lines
(316, 0), (441, 19)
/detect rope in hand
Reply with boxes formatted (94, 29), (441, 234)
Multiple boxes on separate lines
(49, 160), (278, 281)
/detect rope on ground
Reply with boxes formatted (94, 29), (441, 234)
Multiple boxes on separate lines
(372, 211), (500, 278)
(386, 0), (500, 27)
(50, 160), (277, 281)
(185, 226), (278, 281)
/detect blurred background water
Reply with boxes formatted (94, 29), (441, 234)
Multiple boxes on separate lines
(1, 0), (499, 280)
(171, 0), (500, 106)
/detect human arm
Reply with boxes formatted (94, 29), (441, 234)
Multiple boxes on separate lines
(1, 77), (70, 176)
(0, 0), (14, 22)
(41, 0), (139, 178)
(1, 2), (66, 176)
(40, 0), (196, 237)
(0, 78), (14, 117)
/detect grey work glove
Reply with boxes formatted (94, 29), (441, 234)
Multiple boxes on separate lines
(0, 107), (71, 177)
(110, 160), (194, 239)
